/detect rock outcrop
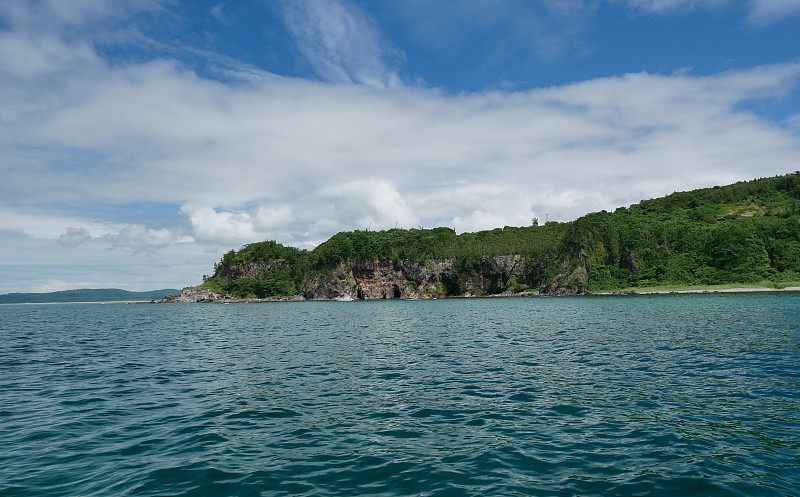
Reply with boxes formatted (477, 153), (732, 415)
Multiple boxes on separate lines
(166, 251), (593, 302)
(302, 264), (358, 300)
(160, 286), (231, 303)
(302, 255), (532, 300)
(160, 286), (305, 303)
(538, 256), (589, 296)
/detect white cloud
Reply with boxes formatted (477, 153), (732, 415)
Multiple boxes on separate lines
(210, 3), (227, 24)
(279, 0), (402, 89)
(181, 206), (261, 244)
(787, 113), (800, 132)
(0, 33), (100, 78)
(57, 227), (91, 247)
(749, 0), (800, 20)
(253, 204), (294, 232)
(614, 0), (800, 20)
(379, 1), (593, 69)
(0, 231), (212, 294)
(1, 204), (190, 256)
(0, 0), (162, 27)
(0, 207), (118, 239)
(108, 225), (179, 251)
(4, 62), (800, 242)
(180, 204), (295, 245)
(614, 0), (728, 13)
(316, 180), (420, 233)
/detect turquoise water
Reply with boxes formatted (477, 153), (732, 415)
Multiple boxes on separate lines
(1, 294), (799, 496)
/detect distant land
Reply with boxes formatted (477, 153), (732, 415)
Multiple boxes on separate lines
(175, 172), (800, 302)
(0, 289), (181, 304)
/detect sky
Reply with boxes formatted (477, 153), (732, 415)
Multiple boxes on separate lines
(1, 0), (800, 293)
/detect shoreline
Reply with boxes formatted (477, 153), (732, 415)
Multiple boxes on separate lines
(157, 284), (800, 303)
(593, 286), (800, 295)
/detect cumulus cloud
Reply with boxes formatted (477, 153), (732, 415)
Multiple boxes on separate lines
(180, 204), (294, 245)
(181, 206), (261, 244)
(253, 204), (294, 232)
(57, 227), (91, 247)
(107, 225), (181, 252)
(315, 180), (420, 233)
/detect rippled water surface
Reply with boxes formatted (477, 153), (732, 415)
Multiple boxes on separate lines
(2, 294), (800, 496)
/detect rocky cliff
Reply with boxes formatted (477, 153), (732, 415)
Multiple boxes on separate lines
(301, 255), (541, 300)
(161, 286), (303, 303)
(160, 286), (232, 303)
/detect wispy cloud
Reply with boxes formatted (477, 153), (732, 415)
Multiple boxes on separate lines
(612, 0), (728, 13)
(787, 113), (800, 132)
(379, 0), (594, 78)
(613, 0), (800, 21)
(0, 0), (164, 35)
(278, 0), (401, 89)
(748, 0), (800, 21)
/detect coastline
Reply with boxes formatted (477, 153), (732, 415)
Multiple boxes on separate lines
(594, 286), (800, 295)
(1, 300), (161, 305)
(159, 284), (800, 303)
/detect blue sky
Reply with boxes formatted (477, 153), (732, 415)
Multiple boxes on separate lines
(1, 0), (799, 293)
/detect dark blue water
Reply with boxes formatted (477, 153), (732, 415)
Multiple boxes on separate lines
(2, 294), (799, 496)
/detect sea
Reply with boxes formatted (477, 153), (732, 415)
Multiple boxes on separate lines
(2, 293), (799, 497)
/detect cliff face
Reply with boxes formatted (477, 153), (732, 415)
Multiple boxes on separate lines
(538, 246), (589, 296)
(172, 251), (576, 302)
(161, 286), (229, 303)
(538, 259), (589, 296)
(161, 286), (304, 303)
(301, 255), (534, 300)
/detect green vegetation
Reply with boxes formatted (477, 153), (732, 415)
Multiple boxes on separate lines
(203, 172), (800, 298)
(0, 289), (181, 304)
(312, 224), (565, 265)
(557, 172), (800, 292)
(202, 224), (567, 298)
(202, 240), (309, 299)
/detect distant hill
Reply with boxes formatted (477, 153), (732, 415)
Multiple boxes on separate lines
(199, 172), (800, 299)
(0, 289), (181, 304)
